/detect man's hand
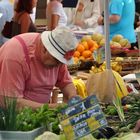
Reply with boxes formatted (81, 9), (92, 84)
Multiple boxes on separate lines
(17, 98), (43, 110)
(48, 103), (63, 108)
(133, 119), (140, 133)
(74, 20), (85, 28)
(61, 83), (78, 102)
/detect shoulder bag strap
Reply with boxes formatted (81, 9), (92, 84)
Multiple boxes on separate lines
(13, 12), (25, 22)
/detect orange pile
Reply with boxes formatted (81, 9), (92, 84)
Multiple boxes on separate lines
(73, 38), (99, 64)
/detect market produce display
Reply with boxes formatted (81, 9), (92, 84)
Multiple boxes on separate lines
(89, 61), (122, 73)
(0, 101), (63, 134)
(110, 34), (131, 55)
(111, 34), (130, 49)
(34, 92), (140, 140)
(73, 33), (133, 65)
(1, 88), (140, 140)
(73, 34), (100, 63)
(72, 78), (88, 98)
(98, 92), (140, 139)
(89, 57), (140, 76)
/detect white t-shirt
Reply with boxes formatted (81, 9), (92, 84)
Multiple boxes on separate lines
(30, 7), (36, 23)
(46, 1), (67, 27)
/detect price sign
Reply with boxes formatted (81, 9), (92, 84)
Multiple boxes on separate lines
(93, 47), (105, 64)
(59, 95), (108, 140)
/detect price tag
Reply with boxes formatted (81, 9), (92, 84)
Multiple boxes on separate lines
(93, 47), (105, 64)
(59, 95), (108, 140)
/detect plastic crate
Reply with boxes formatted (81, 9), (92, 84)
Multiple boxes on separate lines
(0, 127), (45, 140)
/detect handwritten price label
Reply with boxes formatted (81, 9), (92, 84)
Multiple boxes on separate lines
(59, 95), (108, 140)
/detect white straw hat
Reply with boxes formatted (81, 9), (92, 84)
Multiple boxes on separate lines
(41, 26), (78, 65)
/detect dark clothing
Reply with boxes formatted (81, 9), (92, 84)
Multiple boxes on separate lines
(28, 18), (37, 32)
(135, 0), (140, 13)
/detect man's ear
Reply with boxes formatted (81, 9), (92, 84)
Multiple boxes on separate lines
(42, 46), (47, 53)
(40, 39), (47, 53)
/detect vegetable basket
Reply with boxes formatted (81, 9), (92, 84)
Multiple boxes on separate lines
(67, 63), (80, 74)
(112, 57), (140, 71)
(111, 47), (126, 55)
(0, 127), (45, 140)
(111, 44), (131, 56)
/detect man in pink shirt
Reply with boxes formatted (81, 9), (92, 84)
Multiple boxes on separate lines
(0, 26), (78, 109)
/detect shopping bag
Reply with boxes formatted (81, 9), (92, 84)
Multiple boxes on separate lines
(2, 21), (21, 38)
(86, 69), (128, 103)
(86, 69), (115, 103)
(2, 13), (23, 38)
(2, 21), (13, 38)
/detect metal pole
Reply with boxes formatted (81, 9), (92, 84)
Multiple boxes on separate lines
(104, 0), (111, 69)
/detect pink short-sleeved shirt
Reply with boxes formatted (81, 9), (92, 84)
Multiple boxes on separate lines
(0, 33), (72, 103)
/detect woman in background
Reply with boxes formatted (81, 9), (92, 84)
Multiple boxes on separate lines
(46, 0), (67, 31)
(0, 0), (14, 45)
(73, 0), (100, 29)
(64, 0), (101, 31)
(13, 0), (37, 33)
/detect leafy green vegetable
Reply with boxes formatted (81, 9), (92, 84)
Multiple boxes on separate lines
(16, 104), (63, 134)
(0, 97), (17, 130)
(104, 105), (118, 115)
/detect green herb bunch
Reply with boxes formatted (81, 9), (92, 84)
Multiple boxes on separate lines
(0, 97), (17, 131)
(16, 104), (66, 134)
(0, 96), (66, 134)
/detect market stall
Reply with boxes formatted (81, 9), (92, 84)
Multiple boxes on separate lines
(0, 0), (140, 140)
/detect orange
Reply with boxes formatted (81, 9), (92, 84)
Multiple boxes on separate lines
(74, 57), (79, 64)
(79, 56), (85, 61)
(86, 39), (95, 48)
(82, 50), (92, 58)
(73, 51), (80, 58)
(90, 46), (95, 52)
(76, 44), (85, 53)
(87, 55), (93, 60)
(81, 41), (89, 50)
(94, 43), (99, 49)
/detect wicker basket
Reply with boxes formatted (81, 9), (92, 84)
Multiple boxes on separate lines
(112, 57), (140, 71)
(67, 63), (80, 74)
(111, 47), (126, 55)
(111, 44), (131, 56)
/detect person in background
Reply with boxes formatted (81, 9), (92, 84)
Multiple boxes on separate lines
(13, 0), (37, 33)
(64, 0), (101, 31)
(134, 0), (140, 28)
(0, 0), (14, 45)
(0, 26), (78, 110)
(46, 0), (67, 31)
(98, 0), (136, 48)
(14, 0), (37, 23)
